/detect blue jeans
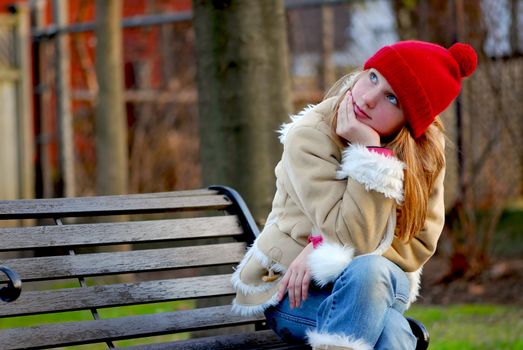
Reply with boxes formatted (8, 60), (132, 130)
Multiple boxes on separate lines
(264, 255), (417, 349)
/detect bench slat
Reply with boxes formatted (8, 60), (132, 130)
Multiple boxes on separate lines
(75, 189), (217, 198)
(124, 330), (310, 350)
(0, 305), (261, 350)
(0, 274), (235, 317)
(0, 243), (246, 282)
(0, 194), (230, 219)
(0, 216), (242, 251)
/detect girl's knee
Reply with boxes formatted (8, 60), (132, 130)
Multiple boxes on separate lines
(335, 255), (410, 305)
(344, 255), (390, 278)
(337, 255), (396, 291)
(351, 254), (389, 268)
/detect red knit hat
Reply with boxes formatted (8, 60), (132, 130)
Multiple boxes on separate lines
(364, 40), (477, 139)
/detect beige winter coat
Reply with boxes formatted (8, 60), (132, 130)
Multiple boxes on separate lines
(231, 96), (446, 316)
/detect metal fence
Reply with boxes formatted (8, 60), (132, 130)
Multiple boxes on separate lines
(23, 0), (523, 210)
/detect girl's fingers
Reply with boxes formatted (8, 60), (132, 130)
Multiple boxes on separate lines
(346, 91), (354, 118)
(336, 96), (347, 134)
(337, 91), (354, 136)
(287, 272), (297, 308)
(344, 92), (356, 127)
(302, 269), (311, 301)
(277, 271), (290, 301)
(293, 271), (304, 308)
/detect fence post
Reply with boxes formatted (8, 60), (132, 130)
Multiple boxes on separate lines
(53, 0), (76, 197)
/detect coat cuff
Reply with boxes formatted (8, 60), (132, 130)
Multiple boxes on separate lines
(307, 330), (373, 350)
(335, 144), (405, 204)
(308, 241), (354, 287)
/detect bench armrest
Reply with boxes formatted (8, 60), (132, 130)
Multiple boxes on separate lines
(209, 186), (260, 245)
(0, 265), (22, 302)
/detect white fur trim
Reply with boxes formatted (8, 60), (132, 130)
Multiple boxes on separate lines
(406, 268), (422, 308)
(307, 330), (373, 350)
(250, 244), (287, 274)
(231, 291), (280, 317)
(308, 242), (355, 287)
(306, 211), (395, 288)
(278, 104), (316, 144)
(335, 144), (405, 204)
(231, 240), (286, 296)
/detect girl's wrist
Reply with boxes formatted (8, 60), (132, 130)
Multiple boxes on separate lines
(307, 235), (324, 249)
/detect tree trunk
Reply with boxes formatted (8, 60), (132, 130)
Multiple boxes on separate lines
(193, 0), (292, 225)
(320, 5), (335, 91)
(94, 0), (128, 196)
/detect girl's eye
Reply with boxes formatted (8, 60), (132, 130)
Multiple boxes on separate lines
(369, 72), (378, 83)
(387, 94), (398, 106)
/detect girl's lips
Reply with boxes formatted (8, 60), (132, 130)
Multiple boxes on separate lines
(353, 101), (372, 120)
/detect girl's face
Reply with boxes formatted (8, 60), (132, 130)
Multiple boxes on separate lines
(350, 69), (405, 137)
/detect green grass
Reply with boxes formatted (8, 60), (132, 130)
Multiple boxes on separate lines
(406, 304), (523, 349)
(492, 207), (523, 258)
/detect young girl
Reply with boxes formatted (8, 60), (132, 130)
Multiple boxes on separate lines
(231, 40), (477, 350)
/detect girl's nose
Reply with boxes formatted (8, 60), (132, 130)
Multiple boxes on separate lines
(362, 89), (379, 108)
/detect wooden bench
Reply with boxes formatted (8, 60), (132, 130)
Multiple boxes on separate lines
(0, 186), (429, 349)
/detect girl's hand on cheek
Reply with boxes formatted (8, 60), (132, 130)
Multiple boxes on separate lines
(336, 91), (380, 146)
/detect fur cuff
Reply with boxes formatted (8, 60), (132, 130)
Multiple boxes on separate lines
(308, 242), (354, 287)
(335, 144), (405, 204)
(406, 268), (422, 308)
(231, 292), (280, 317)
(231, 241), (286, 296)
(307, 330), (373, 350)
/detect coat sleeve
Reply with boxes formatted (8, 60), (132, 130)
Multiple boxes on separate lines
(282, 123), (405, 255)
(383, 164), (446, 272)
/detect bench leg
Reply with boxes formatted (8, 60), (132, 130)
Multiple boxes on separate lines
(407, 317), (430, 350)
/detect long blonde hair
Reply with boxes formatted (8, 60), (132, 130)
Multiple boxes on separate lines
(325, 71), (446, 242)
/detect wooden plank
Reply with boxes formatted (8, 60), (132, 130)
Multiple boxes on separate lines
(87, 189), (217, 198)
(0, 243), (246, 282)
(0, 274), (235, 317)
(124, 330), (311, 350)
(0, 216), (242, 251)
(0, 193), (230, 219)
(0, 305), (262, 350)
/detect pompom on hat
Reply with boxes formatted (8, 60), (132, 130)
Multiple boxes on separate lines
(364, 40), (478, 138)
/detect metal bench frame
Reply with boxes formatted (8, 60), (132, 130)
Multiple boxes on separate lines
(0, 186), (429, 349)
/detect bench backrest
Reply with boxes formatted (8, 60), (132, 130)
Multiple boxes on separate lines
(0, 187), (263, 349)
